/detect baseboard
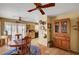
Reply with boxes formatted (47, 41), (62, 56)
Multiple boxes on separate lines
(70, 50), (79, 55)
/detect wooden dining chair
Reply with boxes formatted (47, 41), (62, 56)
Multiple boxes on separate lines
(19, 36), (31, 55)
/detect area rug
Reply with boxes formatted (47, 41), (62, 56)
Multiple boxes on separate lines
(3, 45), (41, 55)
(30, 45), (41, 55)
(3, 48), (17, 55)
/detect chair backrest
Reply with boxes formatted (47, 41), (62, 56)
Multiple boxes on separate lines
(23, 36), (31, 45)
(20, 36), (31, 54)
(8, 35), (12, 41)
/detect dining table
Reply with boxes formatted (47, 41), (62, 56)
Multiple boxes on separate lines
(8, 39), (24, 54)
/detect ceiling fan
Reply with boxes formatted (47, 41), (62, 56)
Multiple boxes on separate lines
(14, 16), (38, 24)
(16, 17), (23, 23)
(27, 3), (55, 15)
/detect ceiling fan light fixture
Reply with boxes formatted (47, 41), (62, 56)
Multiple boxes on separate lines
(19, 17), (21, 21)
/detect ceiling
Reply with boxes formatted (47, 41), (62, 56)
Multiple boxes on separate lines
(0, 3), (79, 22)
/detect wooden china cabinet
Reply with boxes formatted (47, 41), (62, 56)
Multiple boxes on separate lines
(53, 18), (70, 50)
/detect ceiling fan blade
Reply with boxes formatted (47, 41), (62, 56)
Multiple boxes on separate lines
(34, 3), (42, 7)
(39, 8), (45, 15)
(42, 3), (55, 8)
(27, 8), (37, 12)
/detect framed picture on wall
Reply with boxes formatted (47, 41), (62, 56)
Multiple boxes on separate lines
(47, 23), (51, 29)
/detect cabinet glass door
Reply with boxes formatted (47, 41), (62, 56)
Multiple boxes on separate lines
(61, 21), (67, 33)
(55, 22), (59, 32)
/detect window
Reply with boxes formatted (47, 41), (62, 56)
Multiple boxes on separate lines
(4, 23), (12, 35)
(4, 22), (26, 40)
(35, 24), (38, 32)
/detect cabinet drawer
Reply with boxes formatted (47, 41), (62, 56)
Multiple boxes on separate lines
(62, 40), (70, 50)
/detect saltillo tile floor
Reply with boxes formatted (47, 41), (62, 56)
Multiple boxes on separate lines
(0, 45), (15, 54)
(0, 38), (76, 55)
(38, 45), (75, 55)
